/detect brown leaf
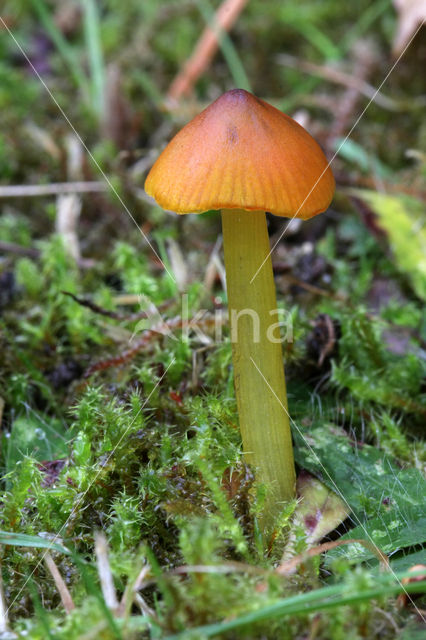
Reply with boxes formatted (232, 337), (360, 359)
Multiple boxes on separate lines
(293, 472), (350, 545)
(392, 0), (426, 56)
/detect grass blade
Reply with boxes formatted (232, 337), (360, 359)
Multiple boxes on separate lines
(0, 531), (71, 555)
(165, 575), (426, 638)
(81, 0), (106, 118)
(27, 580), (55, 640)
(73, 551), (122, 639)
(29, 0), (90, 101)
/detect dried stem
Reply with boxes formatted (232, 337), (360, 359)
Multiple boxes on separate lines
(276, 538), (389, 576)
(0, 565), (9, 634)
(95, 532), (119, 611)
(0, 182), (106, 198)
(45, 553), (75, 614)
(167, 0), (248, 102)
(276, 53), (396, 111)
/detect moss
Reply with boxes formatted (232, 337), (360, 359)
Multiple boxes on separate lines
(1, 0), (425, 636)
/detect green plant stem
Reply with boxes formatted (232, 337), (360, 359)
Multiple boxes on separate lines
(221, 209), (295, 524)
(82, 0), (106, 119)
(30, 0), (90, 102)
(165, 578), (426, 639)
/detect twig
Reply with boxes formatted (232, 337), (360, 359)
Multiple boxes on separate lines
(0, 182), (106, 198)
(279, 274), (346, 300)
(94, 532), (118, 611)
(327, 42), (378, 147)
(276, 53), (397, 111)
(373, 607), (400, 634)
(167, 0), (249, 103)
(0, 241), (39, 258)
(63, 291), (172, 323)
(276, 538), (389, 576)
(118, 565), (155, 618)
(45, 552), (75, 614)
(133, 593), (156, 618)
(83, 317), (181, 378)
(83, 314), (223, 379)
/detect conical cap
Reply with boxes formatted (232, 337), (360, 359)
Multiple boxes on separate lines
(145, 89), (335, 219)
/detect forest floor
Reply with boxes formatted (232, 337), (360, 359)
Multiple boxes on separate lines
(0, 1), (425, 638)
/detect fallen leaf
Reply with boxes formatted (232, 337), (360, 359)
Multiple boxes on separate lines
(293, 472), (350, 544)
(392, 0), (426, 56)
(348, 189), (426, 301)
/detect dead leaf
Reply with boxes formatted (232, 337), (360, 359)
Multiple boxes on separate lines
(397, 564), (426, 607)
(392, 0), (426, 56)
(293, 472), (350, 545)
(348, 188), (426, 301)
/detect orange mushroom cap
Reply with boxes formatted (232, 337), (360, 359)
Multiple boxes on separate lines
(145, 89), (335, 219)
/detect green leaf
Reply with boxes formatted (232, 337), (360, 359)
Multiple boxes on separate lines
(82, 0), (106, 118)
(327, 514), (426, 564)
(390, 549), (426, 572)
(4, 413), (69, 471)
(294, 425), (426, 561)
(29, 0), (91, 103)
(349, 189), (426, 300)
(336, 139), (392, 178)
(0, 530), (71, 555)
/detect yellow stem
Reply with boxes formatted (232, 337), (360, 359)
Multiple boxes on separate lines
(221, 209), (295, 526)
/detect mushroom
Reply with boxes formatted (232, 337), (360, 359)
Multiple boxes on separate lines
(145, 89), (334, 527)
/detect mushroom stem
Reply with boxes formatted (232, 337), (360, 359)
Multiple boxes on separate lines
(221, 209), (296, 526)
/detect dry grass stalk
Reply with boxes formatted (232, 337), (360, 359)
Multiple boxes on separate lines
(44, 552), (75, 614)
(276, 538), (389, 576)
(94, 531), (119, 611)
(167, 0), (249, 103)
(0, 182), (105, 198)
(0, 565), (9, 634)
(55, 194), (82, 262)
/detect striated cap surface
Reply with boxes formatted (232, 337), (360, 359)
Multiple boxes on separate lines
(145, 89), (335, 219)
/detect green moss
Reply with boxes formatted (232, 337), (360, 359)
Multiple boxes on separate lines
(1, 0), (425, 636)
